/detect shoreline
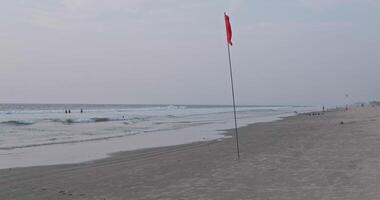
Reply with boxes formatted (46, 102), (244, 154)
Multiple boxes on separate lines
(0, 111), (303, 169)
(2, 107), (378, 199)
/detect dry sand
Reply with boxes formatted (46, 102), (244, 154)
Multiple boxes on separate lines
(1, 107), (380, 200)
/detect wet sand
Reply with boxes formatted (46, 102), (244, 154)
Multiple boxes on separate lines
(1, 107), (380, 199)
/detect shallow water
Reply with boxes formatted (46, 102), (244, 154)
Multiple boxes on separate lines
(0, 104), (318, 168)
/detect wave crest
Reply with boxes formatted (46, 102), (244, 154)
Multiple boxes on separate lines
(50, 117), (125, 124)
(0, 120), (35, 126)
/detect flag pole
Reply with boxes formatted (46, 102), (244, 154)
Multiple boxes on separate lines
(226, 34), (240, 160)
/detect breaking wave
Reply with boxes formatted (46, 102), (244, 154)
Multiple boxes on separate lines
(0, 120), (35, 126)
(50, 117), (120, 124)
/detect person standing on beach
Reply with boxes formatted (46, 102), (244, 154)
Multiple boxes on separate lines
(80, 109), (83, 113)
(68, 109), (71, 114)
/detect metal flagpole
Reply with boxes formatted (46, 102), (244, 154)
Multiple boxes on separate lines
(226, 41), (240, 160)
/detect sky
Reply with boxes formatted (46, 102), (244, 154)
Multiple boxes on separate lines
(1, 0), (379, 106)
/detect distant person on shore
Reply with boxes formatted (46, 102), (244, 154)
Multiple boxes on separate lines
(80, 109), (83, 113)
(323, 106), (325, 112)
(69, 109), (71, 114)
(65, 110), (68, 114)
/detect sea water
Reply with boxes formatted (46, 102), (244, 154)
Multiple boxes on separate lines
(0, 104), (318, 169)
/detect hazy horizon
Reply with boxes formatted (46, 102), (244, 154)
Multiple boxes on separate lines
(1, 0), (379, 106)
(0, 102), (316, 108)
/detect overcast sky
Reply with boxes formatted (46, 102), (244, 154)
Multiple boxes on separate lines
(1, 0), (379, 106)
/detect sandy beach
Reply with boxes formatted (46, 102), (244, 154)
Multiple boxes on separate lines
(1, 107), (380, 199)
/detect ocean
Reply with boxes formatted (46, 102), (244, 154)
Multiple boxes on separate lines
(0, 104), (318, 169)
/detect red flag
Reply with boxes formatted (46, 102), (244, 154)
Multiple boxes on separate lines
(224, 13), (233, 46)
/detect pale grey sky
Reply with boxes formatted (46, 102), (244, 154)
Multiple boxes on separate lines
(1, 0), (379, 106)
